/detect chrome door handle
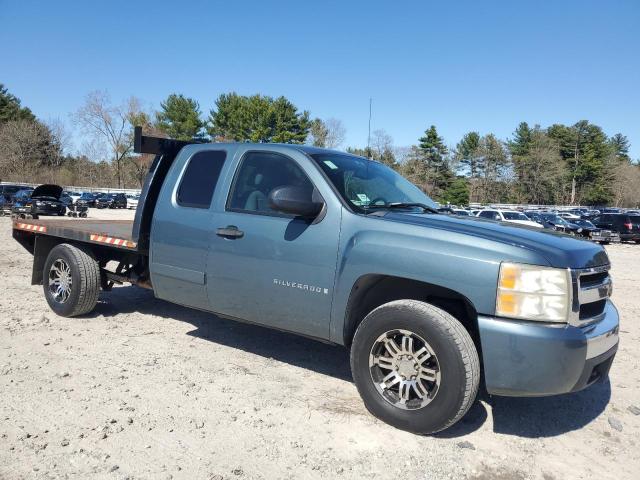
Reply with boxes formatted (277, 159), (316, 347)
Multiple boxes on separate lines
(216, 225), (244, 239)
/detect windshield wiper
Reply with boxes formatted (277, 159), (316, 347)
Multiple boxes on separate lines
(365, 202), (439, 214)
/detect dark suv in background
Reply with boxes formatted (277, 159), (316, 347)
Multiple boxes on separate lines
(96, 193), (127, 209)
(591, 213), (640, 242)
(76, 192), (101, 208)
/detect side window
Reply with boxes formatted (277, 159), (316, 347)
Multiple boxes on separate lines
(591, 216), (601, 223)
(228, 151), (314, 215)
(479, 211), (493, 219)
(177, 150), (226, 208)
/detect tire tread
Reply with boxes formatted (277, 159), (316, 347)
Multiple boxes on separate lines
(46, 244), (100, 317)
(351, 299), (480, 433)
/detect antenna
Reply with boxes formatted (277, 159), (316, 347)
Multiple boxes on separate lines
(366, 97), (372, 159)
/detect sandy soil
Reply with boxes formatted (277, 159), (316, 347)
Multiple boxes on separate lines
(1, 209), (638, 480)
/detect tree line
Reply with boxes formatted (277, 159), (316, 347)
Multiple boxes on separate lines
(0, 83), (637, 207)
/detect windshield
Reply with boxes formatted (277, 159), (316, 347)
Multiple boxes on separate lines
(575, 219), (595, 228)
(15, 190), (32, 199)
(503, 212), (529, 221)
(542, 214), (567, 225)
(309, 153), (437, 213)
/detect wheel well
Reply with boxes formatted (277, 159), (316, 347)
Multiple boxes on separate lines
(343, 274), (480, 348)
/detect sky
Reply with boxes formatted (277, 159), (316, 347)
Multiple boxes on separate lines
(1, 0), (639, 159)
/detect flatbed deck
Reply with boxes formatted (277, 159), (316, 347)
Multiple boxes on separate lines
(13, 218), (138, 250)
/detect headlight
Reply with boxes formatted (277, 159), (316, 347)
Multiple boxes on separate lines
(496, 262), (570, 322)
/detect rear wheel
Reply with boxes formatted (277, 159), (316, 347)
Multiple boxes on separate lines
(43, 244), (100, 317)
(351, 300), (479, 434)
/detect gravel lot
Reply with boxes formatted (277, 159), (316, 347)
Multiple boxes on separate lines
(1, 209), (638, 480)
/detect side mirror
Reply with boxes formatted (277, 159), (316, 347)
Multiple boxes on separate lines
(268, 186), (324, 218)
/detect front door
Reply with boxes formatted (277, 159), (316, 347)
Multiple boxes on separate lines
(206, 149), (341, 339)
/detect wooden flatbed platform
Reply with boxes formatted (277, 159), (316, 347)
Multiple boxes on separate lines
(12, 218), (138, 251)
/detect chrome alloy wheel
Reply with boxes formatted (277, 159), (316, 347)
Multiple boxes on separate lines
(369, 329), (441, 410)
(48, 259), (72, 304)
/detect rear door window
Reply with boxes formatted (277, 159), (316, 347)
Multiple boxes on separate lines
(177, 150), (227, 208)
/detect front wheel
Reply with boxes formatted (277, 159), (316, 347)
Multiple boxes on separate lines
(43, 243), (101, 317)
(351, 300), (480, 434)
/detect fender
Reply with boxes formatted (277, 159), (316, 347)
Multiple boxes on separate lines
(328, 212), (551, 344)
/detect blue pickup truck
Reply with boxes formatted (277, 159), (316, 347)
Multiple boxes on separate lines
(12, 129), (619, 434)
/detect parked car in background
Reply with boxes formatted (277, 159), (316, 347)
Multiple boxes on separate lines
(63, 191), (82, 204)
(60, 192), (74, 206)
(76, 192), (100, 208)
(476, 209), (543, 228)
(571, 218), (621, 244)
(96, 193), (127, 209)
(558, 211), (581, 220)
(437, 206), (454, 214)
(1, 184), (31, 202)
(452, 209), (473, 217)
(0, 193), (12, 215)
(572, 218), (598, 232)
(537, 213), (584, 235)
(590, 213), (640, 242)
(581, 209), (600, 219)
(126, 194), (140, 210)
(568, 208), (589, 217)
(12, 184), (66, 218)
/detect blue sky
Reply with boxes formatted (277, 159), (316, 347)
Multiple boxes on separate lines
(1, 0), (639, 158)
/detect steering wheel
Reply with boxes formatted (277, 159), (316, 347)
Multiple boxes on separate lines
(369, 197), (387, 206)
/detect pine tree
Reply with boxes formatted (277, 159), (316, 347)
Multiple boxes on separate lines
(418, 125), (449, 169)
(610, 133), (630, 163)
(155, 94), (204, 141)
(0, 84), (35, 125)
(208, 93), (309, 144)
(455, 131), (481, 177)
(508, 122), (533, 157)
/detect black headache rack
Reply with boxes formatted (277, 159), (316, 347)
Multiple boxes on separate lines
(132, 127), (204, 252)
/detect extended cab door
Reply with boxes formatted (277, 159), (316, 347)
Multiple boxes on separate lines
(150, 147), (228, 310)
(205, 147), (342, 339)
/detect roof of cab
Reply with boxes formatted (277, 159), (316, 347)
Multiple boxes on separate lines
(182, 142), (361, 158)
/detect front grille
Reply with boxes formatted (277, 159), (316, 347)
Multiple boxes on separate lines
(571, 266), (612, 325)
(579, 299), (606, 320)
(580, 271), (608, 287)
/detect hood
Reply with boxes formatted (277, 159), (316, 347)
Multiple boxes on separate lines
(381, 212), (609, 269)
(31, 184), (63, 200)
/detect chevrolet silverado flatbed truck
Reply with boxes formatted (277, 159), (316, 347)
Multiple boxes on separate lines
(12, 128), (620, 434)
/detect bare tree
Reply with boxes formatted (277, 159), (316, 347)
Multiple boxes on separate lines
(612, 162), (640, 207)
(324, 118), (346, 149)
(371, 129), (392, 158)
(74, 91), (142, 188)
(0, 120), (59, 182)
(46, 118), (72, 154)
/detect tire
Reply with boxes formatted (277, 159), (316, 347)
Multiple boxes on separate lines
(350, 300), (480, 434)
(43, 243), (100, 317)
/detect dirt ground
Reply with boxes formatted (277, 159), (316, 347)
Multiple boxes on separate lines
(1, 209), (638, 480)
